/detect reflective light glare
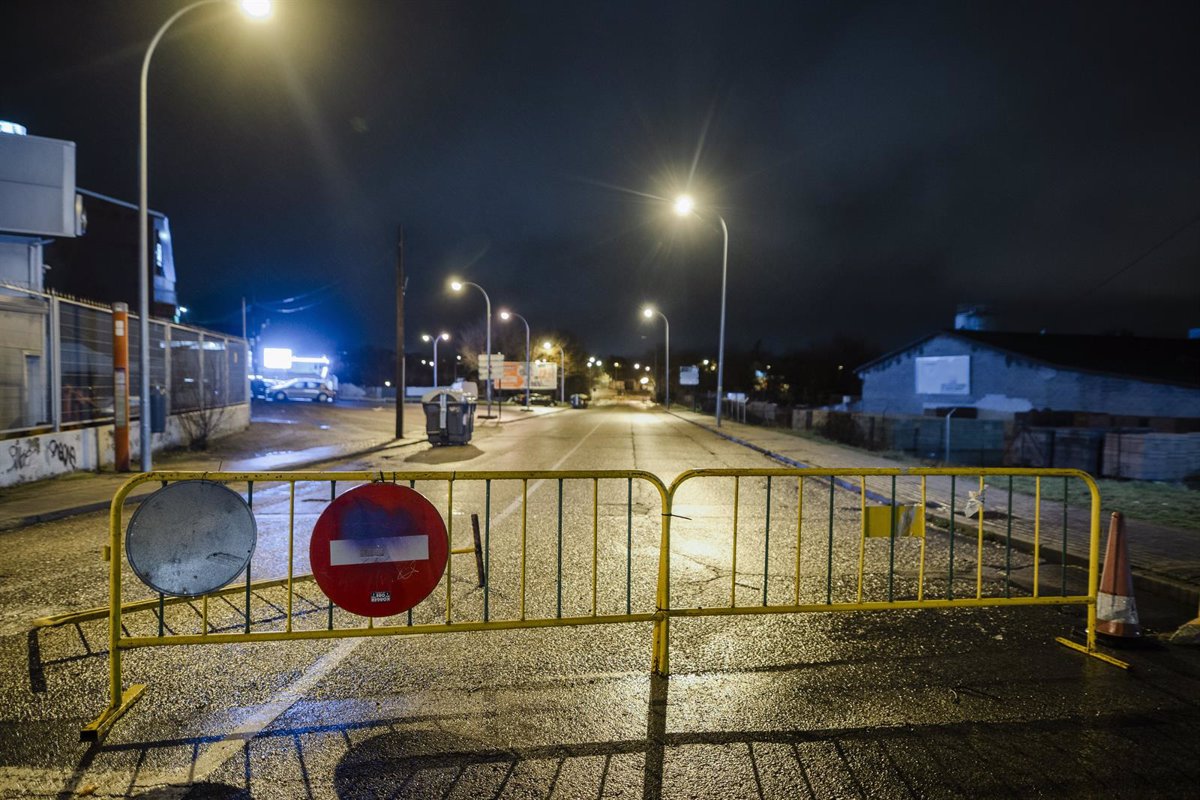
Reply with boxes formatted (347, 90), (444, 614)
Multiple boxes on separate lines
(643, 307), (654, 318)
(262, 347), (292, 370)
(634, 363), (640, 369)
(421, 334), (431, 342)
(384, 380), (391, 387)
(449, 280), (464, 292)
(499, 310), (512, 320)
(238, 0), (272, 20)
(673, 194), (695, 217)
(543, 341), (553, 350)
(645, 366), (651, 372)
(639, 376), (650, 384)
(702, 359), (709, 365)
(440, 332), (450, 340)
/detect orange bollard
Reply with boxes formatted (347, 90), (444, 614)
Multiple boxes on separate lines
(1096, 512), (1141, 639)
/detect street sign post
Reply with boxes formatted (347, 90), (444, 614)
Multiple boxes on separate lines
(310, 483), (449, 617)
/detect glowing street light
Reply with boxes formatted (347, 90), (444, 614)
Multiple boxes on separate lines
(499, 309), (531, 408)
(449, 278), (494, 417)
(543, 341), (565, 404)
(421, 332), (450, 386)
(137, 0), (273, 470)
(641, 304), (670, 409)
(672, 193), (730, 427)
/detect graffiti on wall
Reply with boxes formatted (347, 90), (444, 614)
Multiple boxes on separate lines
(47, 439), (78, 470)
(6, 439), (40, 473)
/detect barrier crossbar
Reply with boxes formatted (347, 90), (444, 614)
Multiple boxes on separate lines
(69, 466), (1125, 740)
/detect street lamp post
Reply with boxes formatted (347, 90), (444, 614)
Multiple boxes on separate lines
(673, 194), (729, 427)
(543, 341), (564, 404)
(642, 306), (670, 409)
(421, 332), (450, 387)
(138, 0), (272, 471)
(500, 310), (531, 409)
(450, 279), (493, 417)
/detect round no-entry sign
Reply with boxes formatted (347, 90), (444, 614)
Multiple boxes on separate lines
(310, 483), (449, 617)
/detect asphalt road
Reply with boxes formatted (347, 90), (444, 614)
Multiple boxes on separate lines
(3, 404), (1199, 798)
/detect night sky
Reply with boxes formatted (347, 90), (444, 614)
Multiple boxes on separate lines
(4, 0), (1198, 359)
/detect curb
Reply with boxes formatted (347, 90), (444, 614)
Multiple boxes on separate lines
(670, 410), (1200, 610)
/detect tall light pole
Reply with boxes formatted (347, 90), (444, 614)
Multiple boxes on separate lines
(500, 310), (531, 409)
(543, 341), (565, 404)
(642, 305), (670, 409)
(138, 0), (272, 470)
(421, 332), (450, 387)
(450, 279), (493, 417)
(673, 194), (729, 427)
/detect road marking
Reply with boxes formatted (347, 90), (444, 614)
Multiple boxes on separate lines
(141, 416), (609, 789)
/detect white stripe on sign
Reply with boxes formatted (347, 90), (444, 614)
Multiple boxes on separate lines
(330, 535), (429, 566)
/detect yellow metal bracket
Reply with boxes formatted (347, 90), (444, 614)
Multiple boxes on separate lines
(1054, 636), (1130, 669)
(80, 684), (145, 742)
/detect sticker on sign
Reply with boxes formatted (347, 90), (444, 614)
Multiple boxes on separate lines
(329, 535), (430, 566)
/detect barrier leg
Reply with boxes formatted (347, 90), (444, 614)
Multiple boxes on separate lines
(82, 492), (145, 740)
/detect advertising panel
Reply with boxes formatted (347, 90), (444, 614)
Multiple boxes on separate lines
(915, 355), (970, 395)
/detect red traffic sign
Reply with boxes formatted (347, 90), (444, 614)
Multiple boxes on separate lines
(310, 483), (449, 617)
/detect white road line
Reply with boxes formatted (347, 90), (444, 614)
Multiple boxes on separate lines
(141, 416), (609, 789)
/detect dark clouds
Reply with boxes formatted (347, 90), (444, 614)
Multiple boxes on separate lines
(3, 0), (1197, 357)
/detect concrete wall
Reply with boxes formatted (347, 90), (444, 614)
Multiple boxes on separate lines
(0, 402), (248, 487)
(860, 334), (1200, 419)
(0, 292), (47, 431)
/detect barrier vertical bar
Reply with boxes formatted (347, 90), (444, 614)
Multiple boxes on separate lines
(1061, 478), (1069, 596)
(976, 475), (984, 599)
(652, 483), (672, 676)
(484, 480), (491, 623)
(627, 477), (633, 615)
(520, 478), (527, 621)
(286, 481), (295, 632)
(794, 476), (803, 605)
(917, 477), (927, 601)
(888, 475), (896, 602)
(1005, 476), (1013, 598)
(328, 479), (336, 628)
(592, 478), (598, 616)
(557, 479), (563, 619)
(244, 481), (253, 635)
(762, 476), (771, 607)
(157, 594), (164, 637)
(201, 595), (208, 636)
(826, 478), (834, 605)
(856, 477), (867, 603)
(1033, 477), (1042, 598)
(1086, 478), (1100, 653)
(445, 478), (454, 624)
(731, 476), (740, 608)
(948, 475), (956, 601)
(108, 485), (124, 718)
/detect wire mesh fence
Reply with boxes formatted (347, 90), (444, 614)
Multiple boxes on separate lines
(0, 284), (248, 436)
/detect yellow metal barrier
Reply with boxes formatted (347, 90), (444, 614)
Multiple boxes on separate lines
(72, 465), (1124, 739)
(655, 467), (1127, 675)
(81, 469), (669, 739)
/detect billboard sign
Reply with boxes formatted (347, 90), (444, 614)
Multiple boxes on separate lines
(679, 365), (700, 386)
(915, 355), (970, 395)
(491, 361), (557, 390)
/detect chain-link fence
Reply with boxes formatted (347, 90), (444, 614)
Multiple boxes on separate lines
(0, 285), (248, 436)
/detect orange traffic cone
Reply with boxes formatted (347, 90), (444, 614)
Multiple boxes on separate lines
(1096, 511), (1141, 639)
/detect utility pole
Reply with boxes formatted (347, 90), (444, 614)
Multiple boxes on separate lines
(395, 226), (406, 439)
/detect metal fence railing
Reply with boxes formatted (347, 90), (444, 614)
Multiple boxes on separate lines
(31, 465), (1132, 740)
(0, 283), (247, 436)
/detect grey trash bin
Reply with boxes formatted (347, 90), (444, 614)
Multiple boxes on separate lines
(421, 389), (476, 446)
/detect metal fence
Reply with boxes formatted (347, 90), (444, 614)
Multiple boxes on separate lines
(0, 283), (246, 436)
(32, 465), (1132, 740)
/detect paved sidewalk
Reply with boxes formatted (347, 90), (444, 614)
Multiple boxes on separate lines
(0, 402), (566, 532)
(670, 409), (1200, 608)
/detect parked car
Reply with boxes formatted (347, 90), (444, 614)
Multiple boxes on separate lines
(569, 393), (590, 408)
(269, 378), (335, 403)
(529, 393), (555, 406)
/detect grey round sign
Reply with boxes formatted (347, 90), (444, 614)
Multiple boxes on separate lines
(126, 480), (257, 597)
